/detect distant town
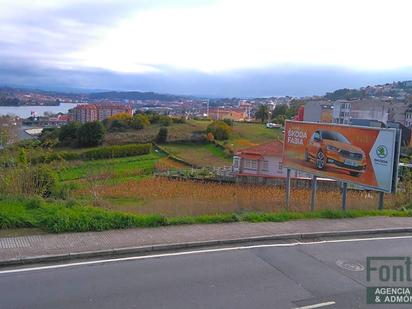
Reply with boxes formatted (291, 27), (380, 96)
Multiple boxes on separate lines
(1, 80), (412, 148)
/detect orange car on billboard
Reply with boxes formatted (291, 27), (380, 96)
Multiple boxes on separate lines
(304, 130), (366, 177)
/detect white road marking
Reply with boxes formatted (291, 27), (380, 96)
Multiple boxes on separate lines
(292, 301), (336, 309)
(1, 235), (412, 275)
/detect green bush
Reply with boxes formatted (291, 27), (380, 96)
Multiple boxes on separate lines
(82, 144), (152, 160)
(206, 121), (232, 140)
(156, 127), (168, 143)
(77, 121), (106, 147)
(59, 122), (80, 146)
(131, 114), (150, 130)
(30, 165), (58, 198)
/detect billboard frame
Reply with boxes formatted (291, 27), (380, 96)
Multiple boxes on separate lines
(282, 120), (401, 210)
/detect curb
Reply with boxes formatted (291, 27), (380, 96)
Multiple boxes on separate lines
(1, 227), (412, 267)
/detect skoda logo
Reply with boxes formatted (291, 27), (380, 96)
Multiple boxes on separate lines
(376, 145), (388, 159)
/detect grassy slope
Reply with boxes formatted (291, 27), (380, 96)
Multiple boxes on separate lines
(0, 196), (411, 233)
(59, 152), (163, 181)
(102, 120), (282, 167)
(162, 143), (231, 167)
(104, 120), (210, 145)
(228, 122), (283, 151)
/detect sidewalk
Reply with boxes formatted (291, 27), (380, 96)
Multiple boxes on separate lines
(1, 216), (412, 266)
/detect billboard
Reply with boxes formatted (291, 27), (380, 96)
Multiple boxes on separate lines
(283, 120), (398, 192)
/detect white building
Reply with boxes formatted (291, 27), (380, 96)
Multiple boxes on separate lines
(232, 141), (309, 183)
(333, 100), (351, 124)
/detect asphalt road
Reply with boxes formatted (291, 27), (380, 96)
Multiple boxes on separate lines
(1, 236), (412, 309)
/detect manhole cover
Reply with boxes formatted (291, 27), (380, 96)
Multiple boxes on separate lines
(336, 259), (365, 271)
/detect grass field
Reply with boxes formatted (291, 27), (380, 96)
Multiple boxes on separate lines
(73, 177), (397, 216)
(228, 122), (283, 151)
(162, 143), (231, 167)
(1, 196), (410, 233)
(101, 120), (283, 167)
(104, 120), (210, 145)
(59, 152), (163, 182)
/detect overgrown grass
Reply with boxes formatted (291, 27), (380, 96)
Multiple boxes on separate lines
(1, 197), (411, 234)
(0, 197), (165, 233)
(162, 143), (231, 167)
(59, 153), (162, 181)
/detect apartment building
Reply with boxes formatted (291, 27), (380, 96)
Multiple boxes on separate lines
(72, 104), (98, 123)
(96, 104), (133, 121)
(72, 104), (133, 123)
(303, 101), (333, 123)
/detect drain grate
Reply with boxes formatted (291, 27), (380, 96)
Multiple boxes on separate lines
(0, 237), (31, 249)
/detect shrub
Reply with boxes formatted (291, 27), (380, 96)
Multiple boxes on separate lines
(207, 132), (215, 142)
(26, 197), (44, 209)
(77, 121), (106, 147)
(131, 114), (150, 130)
(0, 164), (57, 198)
(172, 117), (186, 124)
(159, 116), (172, 126)
(222, 118), (234, 127)
(30, 165), (58, 198)
(81, 144), (152, 160)
(59, 122), (80, 146)
(157, 127), (168, 143)
(206, 121), (232, 140)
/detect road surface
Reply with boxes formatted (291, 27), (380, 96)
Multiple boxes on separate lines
(1, 235), (412, 309)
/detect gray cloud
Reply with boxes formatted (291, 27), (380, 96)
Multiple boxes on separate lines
(0, 0), (411, 97)
(1, 59), (412, 97)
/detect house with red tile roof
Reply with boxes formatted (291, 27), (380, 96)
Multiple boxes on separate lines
(233, 140), (309, 183)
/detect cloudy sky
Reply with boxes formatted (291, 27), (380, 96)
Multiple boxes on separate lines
(1, 0), (412, 97)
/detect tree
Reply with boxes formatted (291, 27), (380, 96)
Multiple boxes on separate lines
(272, 104), (288, 118)
(59, 121), (80, 146)
(255, 104), (270, 123)
(106, 113), (132, 130)
(273, 115), (286, 125)
(285, 100), (304, 119)
(156, 127), (168, 143)
(131, 114), (150, 130)
(206, 121), (232, 140)
(77, 121), (105, 147)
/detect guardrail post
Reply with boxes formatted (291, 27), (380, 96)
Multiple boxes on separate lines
(310, 175), (317, 212)
(341, 182), (347, 211)
(285, 168), (291, 211)
(378, 192), (384, 210)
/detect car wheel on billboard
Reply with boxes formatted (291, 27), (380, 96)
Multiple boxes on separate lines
(316, 151), (325, 170)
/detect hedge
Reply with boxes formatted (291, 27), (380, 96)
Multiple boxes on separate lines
(82, 144), (152, 160)
(31, 144), (152, 163)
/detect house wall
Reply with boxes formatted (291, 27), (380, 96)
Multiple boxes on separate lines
(233, 155), (285, 178)
(233, 155), (312, 179)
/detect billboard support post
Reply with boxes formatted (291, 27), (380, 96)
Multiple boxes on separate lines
(285, 168), (291, 211)
(310, 175), (317, 211)
(341, 182), (347, 211)
(378, 192), (384, 210)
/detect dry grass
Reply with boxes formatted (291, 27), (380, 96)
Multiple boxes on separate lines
(74, 177), (394, 216)
(154, 157), (188, 172)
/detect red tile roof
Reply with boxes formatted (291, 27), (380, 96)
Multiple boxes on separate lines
(236, 140), (283, 157)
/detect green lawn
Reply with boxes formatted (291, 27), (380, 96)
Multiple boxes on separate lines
(59, 152), (163, 182)
(162, 143), (231, 167)
(228, 122), (283, 151)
